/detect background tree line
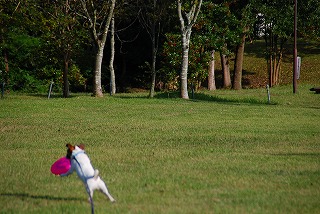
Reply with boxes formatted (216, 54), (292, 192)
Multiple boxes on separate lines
(1, 0), (319, 98)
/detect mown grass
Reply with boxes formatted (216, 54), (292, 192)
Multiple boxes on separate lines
(0, 84), (319, 213)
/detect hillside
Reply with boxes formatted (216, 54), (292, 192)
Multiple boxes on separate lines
(214, 40), (320, 89)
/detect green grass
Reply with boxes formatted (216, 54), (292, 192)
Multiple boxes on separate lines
(0, 84), (319, 213)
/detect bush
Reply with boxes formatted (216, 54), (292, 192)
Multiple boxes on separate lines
(8, 69), (50, 93)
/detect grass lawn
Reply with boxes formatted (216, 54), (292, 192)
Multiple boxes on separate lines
(0, 84), (319, 213)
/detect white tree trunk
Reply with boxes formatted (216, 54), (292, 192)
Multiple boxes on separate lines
(177, 0), (203, 99)
(148, 0), (157, 98)
(80, 0), (116, 97)
(149, 46), (157, 98)
(180, 32), (190, 99)
(109, 16), (116, 95)
(93, 47), (104, 97)
(208, 50), (216, 90)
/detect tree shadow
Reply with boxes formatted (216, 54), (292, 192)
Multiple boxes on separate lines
(154, 91), (272, 105)
(270, 152), (320, 157)
(0, 192), (82, 201)
(27, 93), (79, 99)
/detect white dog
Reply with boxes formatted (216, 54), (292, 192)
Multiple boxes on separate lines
(60, 144), (115, 213)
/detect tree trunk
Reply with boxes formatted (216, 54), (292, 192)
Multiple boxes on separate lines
(93, 46), (104, 97)
(268, 55), (272, 87)
(177, 0), (202, 99)
(149, 45), (157, 98)
(273, 54), (277, 85)
(269, 52), (282, 87)
(275, 51), (282, 85)
(149, 17), (157, 98)
(81, 0), (116, 97)
(63, 52), (70, 98)
(3, 49), (9, 84)
(220, 53), (231, 88)
(148, 0), (158, 98)
(233, 32), (246, 90)
(109, 16), (116, 95)
(4, 50), (9, 74)
(180, 32), (190, 99)
(266, 32), (284, 87)
(208, 50), (216, 90)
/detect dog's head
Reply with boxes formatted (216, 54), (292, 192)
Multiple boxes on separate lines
(65, 143), (85, 159)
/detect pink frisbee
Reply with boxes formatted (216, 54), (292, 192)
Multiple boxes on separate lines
(51, 157), (71, 175)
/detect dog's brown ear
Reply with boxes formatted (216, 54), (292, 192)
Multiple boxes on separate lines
(65, 144), (75, 159)
(78, 144), (85, 150)
(66, 144), (75, 150)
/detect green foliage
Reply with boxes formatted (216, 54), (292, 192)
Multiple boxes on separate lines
(161, 33), (211, 90)
(197, 1), (246, 53)
(299, 0), (320, 41)
(41, 64), (87, 92)
(67, 64), (87, 92)
(1, 29), (46, 92)
(257, 0), (294, 39)
(41, 66), (62, 81)
(6, 30), (42, 70)
(160, 33), (180, 89)
(8, 69), (49, 93)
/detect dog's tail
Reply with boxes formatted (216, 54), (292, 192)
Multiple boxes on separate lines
(94, 169), (99, 180)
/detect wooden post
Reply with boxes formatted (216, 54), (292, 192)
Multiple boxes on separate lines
(48, 81), (54, 99)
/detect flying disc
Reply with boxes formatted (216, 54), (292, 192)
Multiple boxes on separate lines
(51, 157), (71, 175)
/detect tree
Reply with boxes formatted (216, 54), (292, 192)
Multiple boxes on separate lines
(37, 0), (85, 97)
(109, 15), (116, 95)
(177, 0), (203, 99)
(80, 0), (116, 97)
(207, 50), (216, 90)
(298, 0), (320, 41)
(199, 1), (242, 89)
(18, 0), (87, 97)
(232, 29), (246, 90)
(0, 0), (20, 85)
(220, 50), (231, 88)
(192, 1), (219, 91)
(255, 0), (294, 87)
(1, 0), (46, 91)
(108, 0), (142, 94)
(229, 0), (253, 90)
(161, 32), (211, 92)
(139, 0), (171, 98)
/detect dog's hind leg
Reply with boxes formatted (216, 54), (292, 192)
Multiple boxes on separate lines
(99, 180), (116, 202)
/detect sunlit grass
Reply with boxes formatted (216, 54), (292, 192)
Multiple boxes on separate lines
(0, 85), (319, 213)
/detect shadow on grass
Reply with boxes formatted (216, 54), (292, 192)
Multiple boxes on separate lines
(27, 93), (79, 99)
(270, 152), (320, 157)
(0, 192), (82, 201)
(154, 91), (273, 105)
(23, 90), (273, 105)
